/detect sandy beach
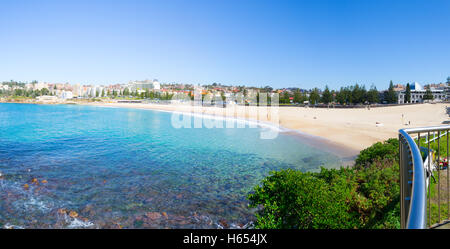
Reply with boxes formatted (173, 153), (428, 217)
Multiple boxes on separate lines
(83, 102), (449, 155)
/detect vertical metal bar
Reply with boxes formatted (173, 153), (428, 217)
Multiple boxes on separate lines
(417, 132), (421, 148)
(437, 131), (440, 223)
(428, 131), (431, 227)
(399, 134), (405, 229)
(434, 131), (437, 146)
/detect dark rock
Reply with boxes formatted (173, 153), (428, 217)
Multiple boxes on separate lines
(218, 219), (229, 228)
(145, 212), (162, 220)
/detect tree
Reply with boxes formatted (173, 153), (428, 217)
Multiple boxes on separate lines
(123, 88), (130, 96)
(446, 77), (450, 84)
(423, 88), (434, 100)
(282, 91), (290, 104)
(405, 83), (411, 103)
(263, 86), (273, 92)
(385, 80), (397, 104)
(293, 90), (303, 104)
(321, 85), (332, 104)
(351, 84), (367, 104)
(41, 88), (50, 96)
(337, 86), (353, 105)
(14, 88), (23, 96)
(309, 88), (320, 105)
(335, 87), (345, 105)
(367, 85), (380, 104)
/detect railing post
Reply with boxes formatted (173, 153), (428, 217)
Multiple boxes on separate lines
(399, 133), (413, 228)
(428, 131), (431, 227)
(399, 134), (406, 229)
(400, 125), (450, 229)
(437, 131), (441, 223)
(399, 128), (428, 229)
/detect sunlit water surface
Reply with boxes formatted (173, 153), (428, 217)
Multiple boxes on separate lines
(0, 103), (343, 228)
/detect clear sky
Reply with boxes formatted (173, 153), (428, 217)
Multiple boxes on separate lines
(1, 0), (449, 90)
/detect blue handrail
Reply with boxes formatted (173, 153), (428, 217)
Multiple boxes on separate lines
(399, 129), (427, 229)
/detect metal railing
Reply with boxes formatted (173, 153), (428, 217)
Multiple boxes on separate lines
(399, 125), (450, 229)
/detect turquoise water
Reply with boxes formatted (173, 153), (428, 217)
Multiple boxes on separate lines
(0, 103), (342, 228)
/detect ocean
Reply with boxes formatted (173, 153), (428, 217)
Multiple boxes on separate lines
(0, 103), (343, 228)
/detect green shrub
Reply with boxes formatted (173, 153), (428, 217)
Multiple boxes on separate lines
(248, 138), (401, 229)
(248, 169), (359, 229)
(355, 138), (398, 168)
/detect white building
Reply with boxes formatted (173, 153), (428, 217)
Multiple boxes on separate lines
(98, 86), (105, 97)
(129, 79), (160, 91)
(72, 84), (81, 97)
(153, 80), (161, 90)
(90, 87), (96, 97)
(398, 82), (446, 103)
(60, 90), (73, 99)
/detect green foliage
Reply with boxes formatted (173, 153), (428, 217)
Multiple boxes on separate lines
(280, 91), (290, 104)
(334, 84), (376, 105)
(248, 169), (358, 229)
(309, 88), (320, 105)
(355, 138), (399, 168)
(423, 88), (434, 100)
(123, 88), (130, 96)
(384, 80), (398, 104)
(418, 132), (448, 158)
(248, 138), (401, 229)
(351, 84), (367, 104)
(321, 85), (333, 104)
(293, 90), (305, 104)
(367, 85), (380, 104)
(405, 83), (411, 103)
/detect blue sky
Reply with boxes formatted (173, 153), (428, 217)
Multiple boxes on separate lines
(1, 0), (449, 90)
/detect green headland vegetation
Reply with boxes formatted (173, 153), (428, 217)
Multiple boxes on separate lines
(248, 138), (401, 229)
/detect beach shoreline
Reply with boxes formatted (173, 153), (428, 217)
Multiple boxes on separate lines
(2, 100), (448, 160)
(83, 101), (361, 163)
(78, 101), (449, 156)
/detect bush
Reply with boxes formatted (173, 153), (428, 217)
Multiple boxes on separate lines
(248, 169), (359, 229)
(248, 138), (401, 229)
(355, 138), (398, 168)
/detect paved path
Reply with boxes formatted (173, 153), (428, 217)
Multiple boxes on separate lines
(433, 220), (450, 229)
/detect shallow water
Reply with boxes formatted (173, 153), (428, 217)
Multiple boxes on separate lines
(0, 103), (343, 228)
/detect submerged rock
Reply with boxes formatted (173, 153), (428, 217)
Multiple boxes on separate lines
(145, 212), (161, 220)
(218, 219), (229, 229)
